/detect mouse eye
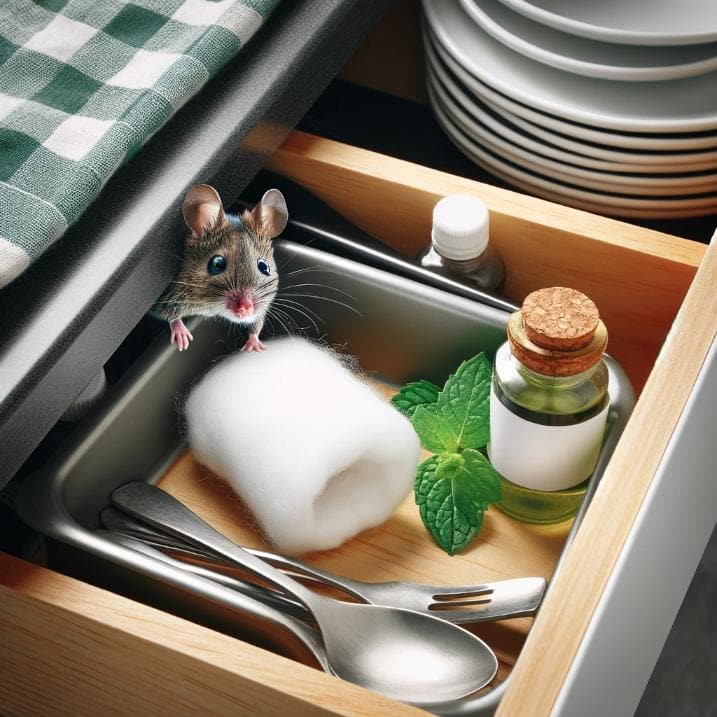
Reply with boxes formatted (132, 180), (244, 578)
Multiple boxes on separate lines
(207, 255), (227, 275)
(257, 259), (271, 276)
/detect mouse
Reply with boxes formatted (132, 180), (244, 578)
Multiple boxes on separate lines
(151, 184), (288, 352)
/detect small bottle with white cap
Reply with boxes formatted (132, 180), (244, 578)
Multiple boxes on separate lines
(417, 194), (505, 292)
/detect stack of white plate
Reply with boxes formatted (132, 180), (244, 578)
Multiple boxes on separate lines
(422, 0), (717, 219)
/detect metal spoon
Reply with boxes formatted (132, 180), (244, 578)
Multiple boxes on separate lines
(99, 529), (311, 622)
(101, 505), (546, 624)
(112, 481), (499, 703)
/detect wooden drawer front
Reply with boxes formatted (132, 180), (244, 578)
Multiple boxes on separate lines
(2, 132), (715, 717)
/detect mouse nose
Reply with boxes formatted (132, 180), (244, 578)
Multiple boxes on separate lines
(226, 290), (254, 318)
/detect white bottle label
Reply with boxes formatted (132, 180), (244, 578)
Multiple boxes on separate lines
(488, 386), (609, 491)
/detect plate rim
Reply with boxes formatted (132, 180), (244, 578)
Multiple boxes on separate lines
(427, 63), (717, 192)
(485, 98), (717, 169)
(423, 0), (717, 133)
(426, 26), (717, 150)
(460, 0), (717, 81)
(428, 85), (717, 214)
(498, 0), (717, 47)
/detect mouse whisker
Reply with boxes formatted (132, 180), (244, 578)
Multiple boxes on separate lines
(275, 240), (322, 272)
(218, 276), (239, 294)
(263, 313), (279, 337)
(256, 283), (278, 297)
(273, 297), (324, 324)
(280, 266), (356, 283)
(280, 262), (322, 273)
(277, 318), (307, 347)
(269, 302), (305, 333)
(272, 300), (321, 334)
(259, 290), (279, 303)
(280, 264), (325, 277)
(272, 300), (320, 326)
(266, 307), (297, 338)
(265, 312), (301, 346)
(278, 282), (357, 301)
(159, 246), (185, 262)
(255, 282), (279, 297)
(280, 264), (359, 280)
(215, 274), (233, 289)
(278, 293), (362, 317)
(151, 298), (188, 306)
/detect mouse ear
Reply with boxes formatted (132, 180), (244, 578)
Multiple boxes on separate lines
(244, 189), (288, 240)
(182, 184), (225, 238)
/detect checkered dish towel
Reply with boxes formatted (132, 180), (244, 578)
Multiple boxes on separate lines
(0, 0), (281, 289)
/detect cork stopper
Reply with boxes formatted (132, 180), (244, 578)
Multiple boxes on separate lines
(508, 287), (607, 377)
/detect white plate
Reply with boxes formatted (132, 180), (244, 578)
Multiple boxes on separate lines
(423, 0), (717, 133)
(427, 63), (717, 194)
(427, 85), (717, 218)
(487, 99), (717, 171)
(425, 46), (717, 174)
(427, 69), (717, 196)
(427, 29), (717, 152)
(432, 103), (717, 218)
(499, 0), (717, 47)
(460, 0), (717, 81)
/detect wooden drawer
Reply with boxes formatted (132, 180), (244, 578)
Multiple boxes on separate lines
(1, 131), (715, 717)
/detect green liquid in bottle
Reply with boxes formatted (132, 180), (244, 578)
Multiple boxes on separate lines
(490, 343), (610, 524)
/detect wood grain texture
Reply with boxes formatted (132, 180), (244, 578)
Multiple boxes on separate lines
(0, 551), (422, 717)
(496, 241), (717, 716)
(156, 380), (569, 685)
(267, 131), (706, 393)
(338, 0), (428, 104)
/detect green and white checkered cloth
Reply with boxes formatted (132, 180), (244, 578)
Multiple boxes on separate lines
(0, 0), (281, 288)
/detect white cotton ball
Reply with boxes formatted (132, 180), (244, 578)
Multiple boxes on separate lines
(185, 337), (421, 555)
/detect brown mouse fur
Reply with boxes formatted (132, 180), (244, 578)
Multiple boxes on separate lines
(152, 184), (288, 352)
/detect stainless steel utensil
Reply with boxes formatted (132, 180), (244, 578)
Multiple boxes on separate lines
(112, 481), (499, 703)
(100, 530), (311, 623)
(101, 506), (546, 623)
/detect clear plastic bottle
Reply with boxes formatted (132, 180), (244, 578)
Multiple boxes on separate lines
(488, 287), (609, 524)
(417, 194), (505, 293)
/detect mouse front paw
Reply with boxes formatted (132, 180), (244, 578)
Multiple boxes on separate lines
(169, 318), (193, 351)
(241, 333), (266, 352)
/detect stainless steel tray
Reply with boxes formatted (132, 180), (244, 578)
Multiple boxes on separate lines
(16, 239), (635, 716)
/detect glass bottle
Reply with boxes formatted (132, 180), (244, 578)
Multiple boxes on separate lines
(417, 194), (505, 293)
(488, 287), (609, 524)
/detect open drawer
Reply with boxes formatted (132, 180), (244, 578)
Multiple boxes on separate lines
(2, 132), (716, 717)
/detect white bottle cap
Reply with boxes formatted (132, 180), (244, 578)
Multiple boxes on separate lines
(431, 194), (489, 260)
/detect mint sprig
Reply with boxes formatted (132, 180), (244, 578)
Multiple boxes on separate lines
(393, 352), (502, 555)
(391, 380), (441, 418)
(436, 354), (492, 450)
(415, 450), (501, 555)
(412, 404), (459, 453)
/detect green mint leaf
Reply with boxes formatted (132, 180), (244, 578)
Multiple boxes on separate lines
(412, 404), (459, 453)
(391, 380), (441, 418)
(452, 448), (502, 504)
(414, 449), (502, 555)
(436, 353), (492, 450)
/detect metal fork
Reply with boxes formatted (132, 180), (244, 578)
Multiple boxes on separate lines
(101, 506), (546, 624)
